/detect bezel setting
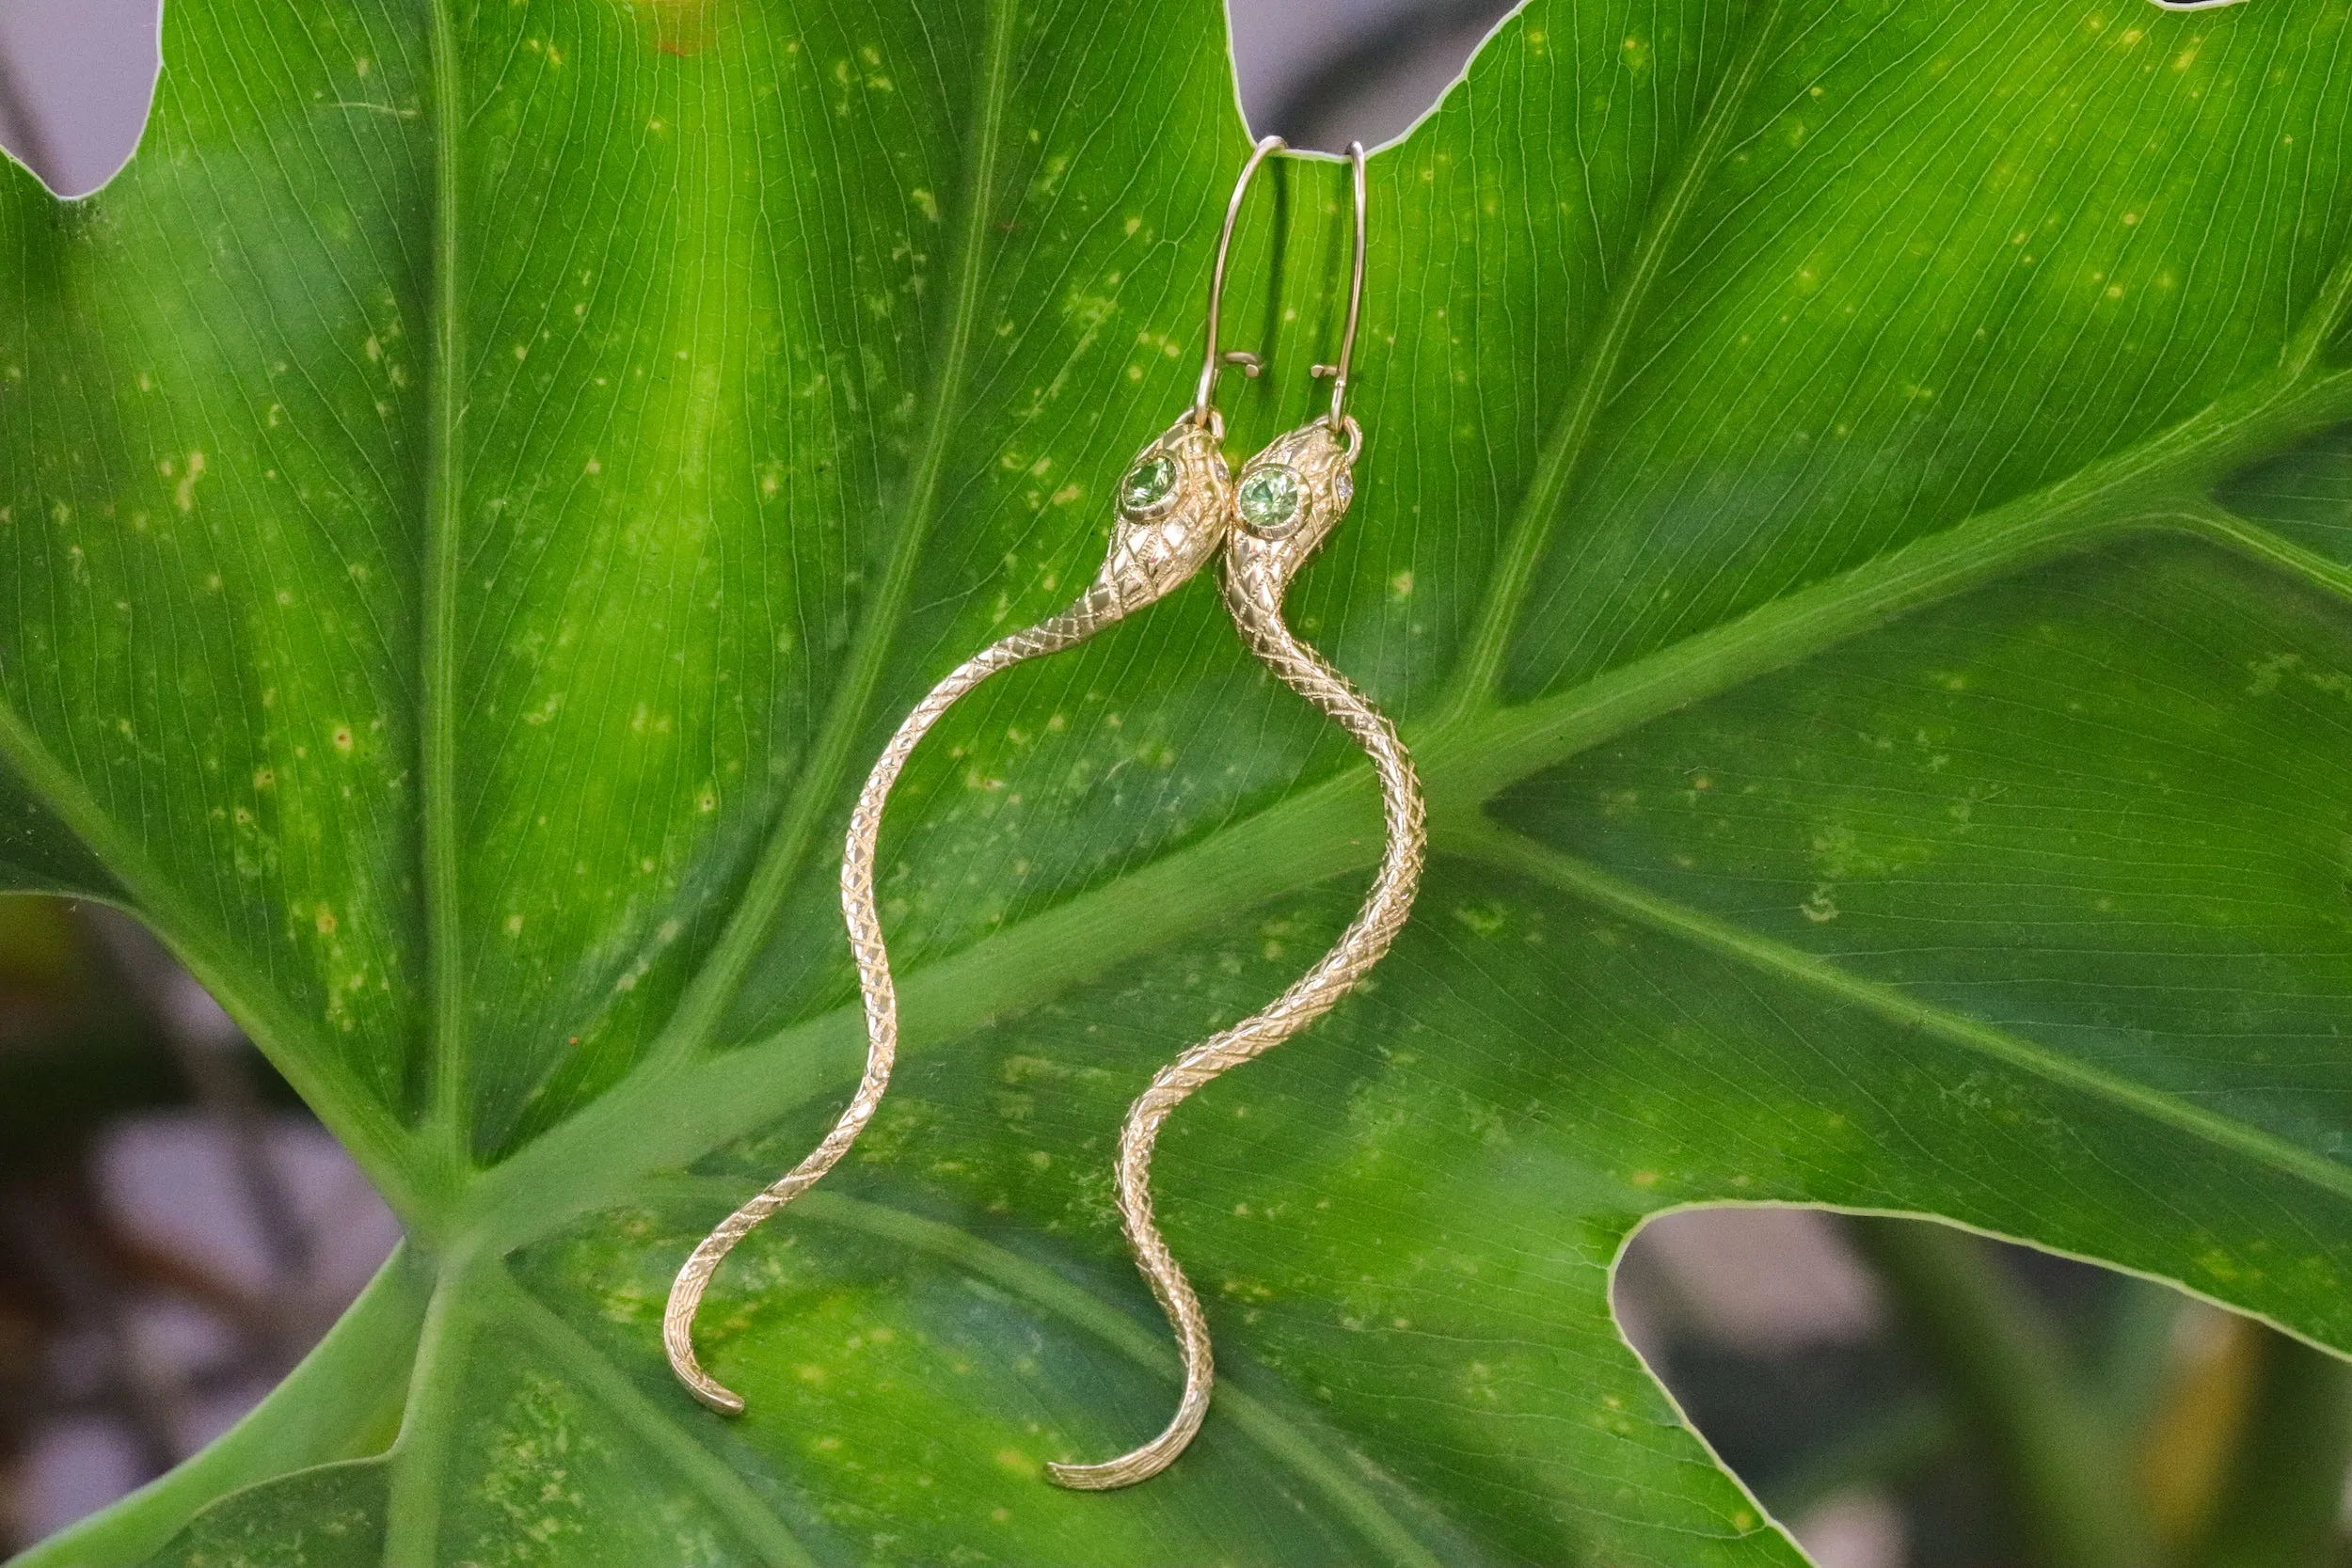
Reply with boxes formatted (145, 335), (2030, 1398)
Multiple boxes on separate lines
(1118, 452), (1181, 519)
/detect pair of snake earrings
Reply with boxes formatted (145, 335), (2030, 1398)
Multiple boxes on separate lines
(662, 136), (1424, 1491)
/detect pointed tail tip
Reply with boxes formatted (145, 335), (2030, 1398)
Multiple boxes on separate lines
(685, 1378), (748, 1418)
(666, 1344), (750, 1417)
(691, 1382), (748, 1419)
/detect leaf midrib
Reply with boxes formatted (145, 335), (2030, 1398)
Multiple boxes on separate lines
(422, 0), (1030, 1170)
(421, 0), (469, 1172)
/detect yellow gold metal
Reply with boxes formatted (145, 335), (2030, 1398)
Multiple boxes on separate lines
(663, 137), (1292, 1417)
(1049, 144), (1426, 1492)
(664, 417), (1232, 1415)
(1195, 136), (1287, 422)
(1309, 141), (1368, 432)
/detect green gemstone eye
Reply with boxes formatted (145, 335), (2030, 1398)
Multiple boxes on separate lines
(1120, 454), (1178, 514)
(1236, 465), (1303, 531)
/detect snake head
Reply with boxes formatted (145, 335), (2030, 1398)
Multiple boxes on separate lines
(1091, 418), (1232, 617)
(1226, 417), (1361, 600)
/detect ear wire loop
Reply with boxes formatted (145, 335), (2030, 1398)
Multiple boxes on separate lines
(1049, 143), (1429, 1492)
(664, 136), (1288, 1418)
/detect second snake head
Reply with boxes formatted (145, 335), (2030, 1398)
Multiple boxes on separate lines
(1225, 416), (1361, 604)
(1091, 418), (1233, 618)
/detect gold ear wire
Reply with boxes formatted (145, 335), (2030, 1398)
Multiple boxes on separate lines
(1192, 134), (1286, 426)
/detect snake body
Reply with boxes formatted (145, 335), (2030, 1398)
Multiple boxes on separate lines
(1050, 417), (1426, 1490)
(665, 417), (1233, 1415)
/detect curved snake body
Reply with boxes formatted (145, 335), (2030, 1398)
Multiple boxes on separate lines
(665, 417), (1233, 1414)
(1049, 417), (1426, 1489)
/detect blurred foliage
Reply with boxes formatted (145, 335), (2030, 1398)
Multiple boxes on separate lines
(0, 895), (310, 1551)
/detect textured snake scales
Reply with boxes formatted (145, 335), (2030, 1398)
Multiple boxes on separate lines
(663, 416), (1234, 1416)
(1049, 415), (1427, 1491)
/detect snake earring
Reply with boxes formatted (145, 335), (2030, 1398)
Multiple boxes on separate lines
(662, 135), (1291, 1417)
(1050, 143), (1427, 1491)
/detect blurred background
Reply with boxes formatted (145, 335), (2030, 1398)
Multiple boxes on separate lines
(1, 2), (2347, 1564)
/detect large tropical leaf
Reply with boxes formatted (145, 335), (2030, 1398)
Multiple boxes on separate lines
(7, 0), (2352, 1560)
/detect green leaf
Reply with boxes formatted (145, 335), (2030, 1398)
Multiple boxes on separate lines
(7, 0), (2352, 1561)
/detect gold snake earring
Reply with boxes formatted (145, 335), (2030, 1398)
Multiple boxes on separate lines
(1050, 143), (1427, 1491)
(663, 135), (1292, 1417)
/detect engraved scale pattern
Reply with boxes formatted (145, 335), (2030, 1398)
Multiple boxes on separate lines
(664, 418), (1232, 1414)
(1050, 417), (1428, 1490)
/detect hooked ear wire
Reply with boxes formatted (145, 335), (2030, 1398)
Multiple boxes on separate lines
(1308, 141), (1367, 432)
(1193, 134), (1286, 428)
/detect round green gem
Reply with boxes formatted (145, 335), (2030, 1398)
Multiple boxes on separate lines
(1120, 455), (1177, 513)
(1237, 465), (1303, 531)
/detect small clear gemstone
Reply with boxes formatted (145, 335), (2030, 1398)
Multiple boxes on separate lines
(1237, 465), (1303, 531)
(1120, 454), (1177, 513)
(1332, 470), (1354, 509)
